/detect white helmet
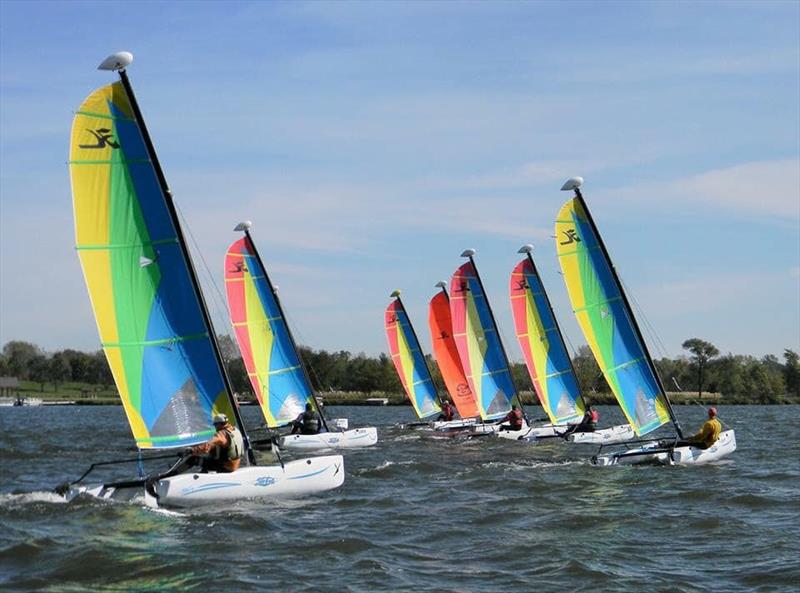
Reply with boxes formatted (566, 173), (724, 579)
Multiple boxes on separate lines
(212, 413), (229, 424)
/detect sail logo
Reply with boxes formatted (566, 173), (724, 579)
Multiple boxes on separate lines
(559, 229), (581, 245)
(438, 330), (450, 340)
(455, 281), (470, 293)
(230, 261), (248, 274)
(514, 280), (528, 291)
(79, 128), (119, 149)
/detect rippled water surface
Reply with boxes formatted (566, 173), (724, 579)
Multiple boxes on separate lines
(1, 405), (798, 592)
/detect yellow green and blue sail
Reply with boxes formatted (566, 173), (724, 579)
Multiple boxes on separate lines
(449, 262), (515, 420)
(510, 258), (584, 424)
(384, 299), (441, 419)
(225, 237), (312, 427)
(69, 82), (233, 449)
(555, 197), (670, 436)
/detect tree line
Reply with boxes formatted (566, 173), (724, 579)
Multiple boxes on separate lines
(2, 337), (798, 403)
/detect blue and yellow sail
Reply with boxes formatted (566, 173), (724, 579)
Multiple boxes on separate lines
(510, 257), (584, 424)
(385, 298), (441, 419)
(449, 262), (515, 420)
(555, 197), (670, 435)
(69, 82), (233, 449)
(225, 237), (313, 427)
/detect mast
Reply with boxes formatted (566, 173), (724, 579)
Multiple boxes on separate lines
(460, 250), (528, 422)
(518, 244), (589, 412)
(390, 289), (445, 407)
(235, 223), (330, 431)
(561, 177), (683, 438)
(110, 59), (256, 461)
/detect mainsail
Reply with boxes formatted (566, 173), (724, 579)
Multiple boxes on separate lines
(555, 195), (671, 435)
(69, 82), (235, 449)
(510, 254), (584, 424)
(225, 235), (313, 427)
(428, 290), (480, 419)
(384, 297), (441, 419)
(449, 260), (516, 420)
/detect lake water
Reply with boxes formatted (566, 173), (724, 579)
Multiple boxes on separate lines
(1, 404), (798, 592)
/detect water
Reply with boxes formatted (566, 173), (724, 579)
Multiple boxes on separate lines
(1, 405), (798, 592)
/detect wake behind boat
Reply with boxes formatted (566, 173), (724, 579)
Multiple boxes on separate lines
(60, 51), (344, 506)
(224, 223), (377, 451)
(555, 177), (736, 466)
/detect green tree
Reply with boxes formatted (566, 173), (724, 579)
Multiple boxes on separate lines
(682, 338), (719, 396)
(783, 349), (800, 397)
(2, 341), (43, 380)
(49, 352), (72, 392)
(571, 345), (609, 396)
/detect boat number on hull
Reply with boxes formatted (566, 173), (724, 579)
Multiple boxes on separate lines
(254, 476), (276, 487)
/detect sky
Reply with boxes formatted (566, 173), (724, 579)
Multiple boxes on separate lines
(1, 0), (798, 364)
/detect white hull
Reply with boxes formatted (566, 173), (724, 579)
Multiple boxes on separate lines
(277, 427), (378, 450)
(566, 424), (635, 445)
(431, 418), (479, 431)
(66, 455), (345, 507)
(592, 430), (737, 466)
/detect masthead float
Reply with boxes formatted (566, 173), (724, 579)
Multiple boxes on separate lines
(61, 52), (344, 505)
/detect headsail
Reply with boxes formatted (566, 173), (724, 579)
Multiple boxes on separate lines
(428, 291), (480, 419)
(449, 261), (515, 420)
(384, 299), (441, 419)
(510, 256), (584, 424)
(225, 236), (313, 427)
(70, 82), (234, 449)
(555, 197), (671, 435)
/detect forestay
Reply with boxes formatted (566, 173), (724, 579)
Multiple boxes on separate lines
(69, 82), (234, 449)
(510, 258), (584, 424)
(384, 300), (441, 419)
(225, 236), (312, 427)
(428, 291), (479, 419)
(555, 198), (670, 435)
(449, 262), (515, 420)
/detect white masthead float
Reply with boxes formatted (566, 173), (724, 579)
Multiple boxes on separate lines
(59, 52), (344, 506)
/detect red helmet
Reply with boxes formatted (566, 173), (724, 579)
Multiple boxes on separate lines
(708, 407), (717, 418)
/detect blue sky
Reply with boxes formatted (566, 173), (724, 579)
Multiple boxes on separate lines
(1, 0), (798, 362)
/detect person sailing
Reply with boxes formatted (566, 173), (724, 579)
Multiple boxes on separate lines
(189, 413), (244, 473)
(437, 399), (455, 422)
(291, 403), (322, 435)
(499, 404), (524, 432)
(561, 405), (600, 435)
(683, 407), (723, 449)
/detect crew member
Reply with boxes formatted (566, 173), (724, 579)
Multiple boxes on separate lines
(437, 399), (455, 422)
(562, 405), (600, 435)
(190, 413), (244, 473)
(685, 407), (723, 449)
(292, 403), (322, 435)
(500, 404), (524, 431)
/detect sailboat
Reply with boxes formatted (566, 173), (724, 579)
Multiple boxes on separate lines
(509, 244), (635, 444)
(428, 282), (482, 429)
(449, 250), (528, 439)
(384, 290), (444, 425)
(384, 288), (479, 431)
(224, 222), (378, 450)
(556, 177), (736, 465)
(62, 52), (344, 506)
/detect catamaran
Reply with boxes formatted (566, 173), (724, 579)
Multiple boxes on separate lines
(225, 222), (377, 451)
(449, 250), (529, 439)
(509, 244), (634, 444)
(556, 177), (736, 465)
(384, 288), (479, 431)
(60, 52), (344, 506)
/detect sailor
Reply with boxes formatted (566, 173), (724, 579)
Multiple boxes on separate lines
(437, 399), (455, 422)
(499, 404), (524, 431)
(561, 405), (600, 435)
(291, 403), (322, 435)
(190, 413), (244, 473)
(685, 407), (723, 449)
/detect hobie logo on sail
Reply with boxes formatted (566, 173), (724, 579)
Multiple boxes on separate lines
(230, 261), (248, 274)
(79, 128), (119, 149)
(559, 229), (581, 245)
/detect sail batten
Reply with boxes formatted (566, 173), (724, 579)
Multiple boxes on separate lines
(449, 261), (515, 420)
(556, 196), (671, 436)
(70, 82), (234, 449)
(385, 299), (441, 419)
(509, 257), (584, 424)
(225, 236), (313, 427)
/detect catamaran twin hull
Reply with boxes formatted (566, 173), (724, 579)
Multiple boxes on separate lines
(277, 427), (378, 450)
(592, 430), (737, 467)
(66, 455), (345, 508)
